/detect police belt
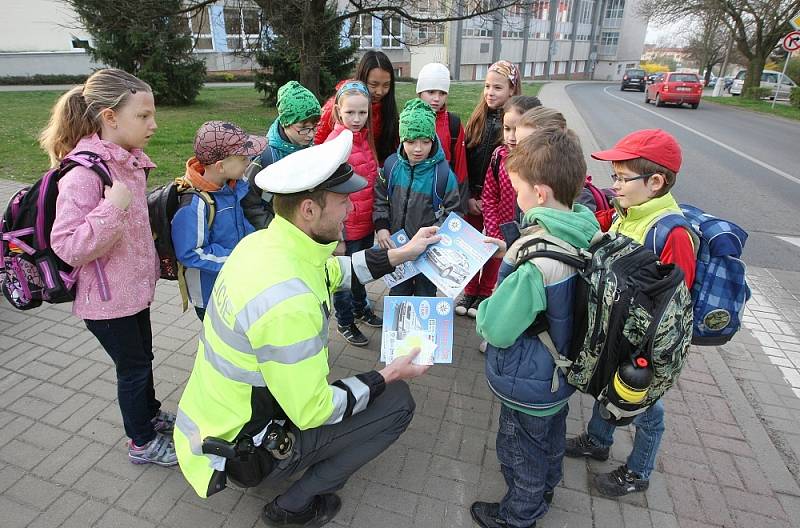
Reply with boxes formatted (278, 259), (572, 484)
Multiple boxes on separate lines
(201, 422), (295, 461)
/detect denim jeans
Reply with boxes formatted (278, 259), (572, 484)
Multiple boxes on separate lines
(84, 309), (160, 446)
(388, 274), (438, 297)
(496, 403), (568, 527)
(333, 234), (374, 327)
(587, 399), (665, 480)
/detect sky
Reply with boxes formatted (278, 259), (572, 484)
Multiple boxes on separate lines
(645, 20), (689, 46)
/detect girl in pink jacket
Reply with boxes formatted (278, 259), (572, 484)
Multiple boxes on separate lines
(325, 80), (382, 346)
(44, 69), (176, 467)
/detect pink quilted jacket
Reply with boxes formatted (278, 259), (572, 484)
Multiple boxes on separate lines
(51, 134), (159, 320)
(326, 123), (379, 241)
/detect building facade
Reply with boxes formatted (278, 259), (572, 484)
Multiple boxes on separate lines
(1, 0), (646, 82)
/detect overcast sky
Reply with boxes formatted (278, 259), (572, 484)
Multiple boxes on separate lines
(645, 20), (689, 46)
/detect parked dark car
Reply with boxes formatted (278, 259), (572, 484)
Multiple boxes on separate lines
(621, 68), (647, 91)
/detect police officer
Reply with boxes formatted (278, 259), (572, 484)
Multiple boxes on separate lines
(174, 130), (440, 527)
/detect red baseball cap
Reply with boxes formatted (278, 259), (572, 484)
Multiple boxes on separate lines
(591, 129), (682, 173)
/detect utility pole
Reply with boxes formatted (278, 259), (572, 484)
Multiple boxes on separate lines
(712, 32), (733, 97)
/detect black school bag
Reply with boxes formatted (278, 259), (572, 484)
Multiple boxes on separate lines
(1, 152), (112, 310)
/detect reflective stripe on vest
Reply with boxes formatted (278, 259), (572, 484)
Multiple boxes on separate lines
(175, 408), (226, 470)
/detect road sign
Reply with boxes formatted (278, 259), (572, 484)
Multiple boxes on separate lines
(783, 30), (800, 52)
(790, 14), (800, 31)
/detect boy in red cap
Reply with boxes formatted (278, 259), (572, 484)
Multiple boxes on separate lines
(564, 128), (696, 497)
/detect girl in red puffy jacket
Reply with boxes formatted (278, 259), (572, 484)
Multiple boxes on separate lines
(325, 80), (383, 346)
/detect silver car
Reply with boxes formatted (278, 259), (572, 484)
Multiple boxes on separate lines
(729, 69), (797, 100)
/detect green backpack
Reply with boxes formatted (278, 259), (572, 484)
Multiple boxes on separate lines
(513, 229), (693, 425)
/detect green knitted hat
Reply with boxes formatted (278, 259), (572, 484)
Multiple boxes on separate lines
(276, 81), (321, 126)
(399, 98), (436, 141)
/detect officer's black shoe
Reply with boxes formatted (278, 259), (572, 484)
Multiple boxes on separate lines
(338, 323), (368, 346)
(262, 494), (341, 527)
(469, 501), (536, 528)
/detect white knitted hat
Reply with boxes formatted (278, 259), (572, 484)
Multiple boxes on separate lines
(416, 63), (451, 94)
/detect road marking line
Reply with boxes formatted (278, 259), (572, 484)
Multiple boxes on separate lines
(601, 87), (800, 186)
(776, 236), (800, 249)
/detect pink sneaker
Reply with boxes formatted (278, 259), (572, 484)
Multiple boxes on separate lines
(128, 432), (178, 466)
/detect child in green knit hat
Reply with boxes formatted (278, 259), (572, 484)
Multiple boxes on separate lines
(242, 80), (322, 229)
(373, 98), (461, 297)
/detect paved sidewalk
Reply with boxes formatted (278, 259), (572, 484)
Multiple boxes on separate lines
(1, 83), (800, 528)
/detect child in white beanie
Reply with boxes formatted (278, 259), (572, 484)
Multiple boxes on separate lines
(416, 63), (468, 213)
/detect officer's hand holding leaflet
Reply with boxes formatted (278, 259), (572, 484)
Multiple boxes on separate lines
(379, 347), (431, 382)
(386, 225), (440, 266)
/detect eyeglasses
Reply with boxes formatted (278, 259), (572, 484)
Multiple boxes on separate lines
(293, 124), (319, 136)
(610, 172), (655, 184)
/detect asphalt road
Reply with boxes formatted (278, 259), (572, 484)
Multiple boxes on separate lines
(567, 82), (800, 271)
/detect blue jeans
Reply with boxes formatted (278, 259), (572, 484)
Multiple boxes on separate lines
(496, 404), (568, 527)
(587, 399), (665, 480)
(84, 309), (160, 446)
(333, 234), (374, 327)
(388, 274), (438, 297)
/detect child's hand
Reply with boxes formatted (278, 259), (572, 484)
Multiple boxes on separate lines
(105, 180), (132, 211)
(376, 229), (395, 249)
(484, 237), (507, 259)
(468, 198), (482, 216)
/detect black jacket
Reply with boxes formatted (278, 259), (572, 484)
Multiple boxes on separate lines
(466, 108), (502, 200)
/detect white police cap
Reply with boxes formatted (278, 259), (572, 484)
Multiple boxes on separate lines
(254, 129), (367, 194)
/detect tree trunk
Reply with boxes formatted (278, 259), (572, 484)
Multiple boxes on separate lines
(298, 0), (326, 98)
(744, 54), (767, 93)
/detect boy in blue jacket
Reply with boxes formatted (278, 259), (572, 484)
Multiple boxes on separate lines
(172, 121), (266, 320)
(470, 127), (600, 528)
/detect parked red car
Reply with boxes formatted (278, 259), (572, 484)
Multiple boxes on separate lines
(644, 72), (703, 109)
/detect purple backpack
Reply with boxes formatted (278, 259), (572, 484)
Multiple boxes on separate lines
(1, 152), (112, 310)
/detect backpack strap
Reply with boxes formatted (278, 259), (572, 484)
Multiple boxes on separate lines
(383, 153), (399, 201)
(491, 151), (502, 181)
(644, 213), (693, 257)
(259, 145), (276, 167)
(447, 112), (460, 158)
(176, 188), (216, 312)
(62, 151), (113, 188)
(431, 159), (450, 218)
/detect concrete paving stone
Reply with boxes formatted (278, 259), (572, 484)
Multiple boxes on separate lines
(538, 506), (593, 528)
(660, 454), (717, 483)
(413, 495), (446, 527)
(0, 462), (26, 493)
(476, 463), (506, 500)
(113, 464), (168, 514)
(27, 490), (87, 528)
(82, 378), (119, 401)
(358, 444), (406, 487)
(51, 440), (111, 486)
(733, 455), (777, 496)
(742, 380), (785, 406)
(444, 405), (494, 430)
(11, 318), (60, 341)
(63, 361), (109, 391)
(694, 481), (735, 527)
(663, 413), (703, 446)
(423, 474), (478, 506)
(95, 507), (157, 528)
(429, 453), (482, 484)
(693, 418), (746, 441)
(650, 509), (681, 528)
(27, 381), (76, 405)
(0, 374), (41, 408)
(15, 357), (62, 384)
(0, 438), (55, 470)
(6, 473), (65, 511)
(221, 493), (263, 528)
(58, 395), (109, 432)
(0, 495), (40, 528)
(552, 486), (592, 515)
(7, 395), (57, 420)
(457, 425), (489, 466)
(20, 421), (70, 452)
(591, 496), (623, 527)
(761, 415), (800, 435)
(665, 474), (706, 522)
(39, 391), (92, 427)
(621, 502), (654, 528)
(73, 467), (133, 502)
(705, 449), (745, 491)
(730, 366), (769, 382)
(722, 487), (788, 519)
(136, 470), (189, 523)
(643, 471), (675, 513)
(443, 502), (474, 528)
(699, 432), (755, 458)
(731, 509), (793, 528)
(361, 481), (418, 515)
(560, 455), (589, 493)
(350, 502), (412, 528)
(162, 499), (227, 528)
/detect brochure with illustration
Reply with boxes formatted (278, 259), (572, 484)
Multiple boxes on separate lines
(381, 296), (454, 365)
(414, 212), (497, 298)
(380, 229), (421, 288)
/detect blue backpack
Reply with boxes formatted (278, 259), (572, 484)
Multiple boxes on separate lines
(645, 204), (751, 346)
(382, 153), (451, 220)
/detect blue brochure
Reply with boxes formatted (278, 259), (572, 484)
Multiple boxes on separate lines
(381, 296), (454, 365)
(414, 212), (497, 298)
(381, 230), (421, 288)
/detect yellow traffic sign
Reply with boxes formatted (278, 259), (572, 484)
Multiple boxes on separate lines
(791, 14), (800, 31)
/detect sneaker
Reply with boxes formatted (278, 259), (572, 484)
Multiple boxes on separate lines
(354, 309), (382, 328)
(128, 432), (178, 466)
(478, 340), (488, 354)
(565, 433), (610, 461)
(263, 493), (341, 527)
(338, 324), (368, 346)
(469, 501), (536, 528)
(467, 296), (488, 318)
(455, 294), (476, 316)
(594, 464), (649, 497)
(152, 410), (176, 434)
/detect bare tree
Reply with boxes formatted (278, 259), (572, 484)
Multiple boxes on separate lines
(177, 0), (520, 96)
(682, 12), (728, 83)
(639, 0), (800, 92)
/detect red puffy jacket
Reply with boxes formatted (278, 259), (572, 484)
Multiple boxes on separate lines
(326, 123), (379, 241)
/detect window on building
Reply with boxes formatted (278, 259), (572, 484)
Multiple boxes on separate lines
(578, 0), (594, 24)
(532, 0), (549, 20)
(476, 64), (489, 80)
(556, 0), (574, 23)
(576, 60), (585, 72)
(412, 22), (445, 45)
(524, 62), (532, 77)
(549, 61), (556, 75)
(188, 7), (214, 50)
(223, 7), (261, 50)
(535, 62), (545, 76)
(381, 15), (403, 48)
(351, 14), (374, 49)
(605, 0), (625, 19)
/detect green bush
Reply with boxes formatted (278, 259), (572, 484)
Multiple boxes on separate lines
(742, 87), (772, 100)
(205, 71), (258, 83)
(790, 87), (800, 108)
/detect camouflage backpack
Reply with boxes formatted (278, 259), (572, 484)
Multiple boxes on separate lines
(513, 230), (693, 425)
